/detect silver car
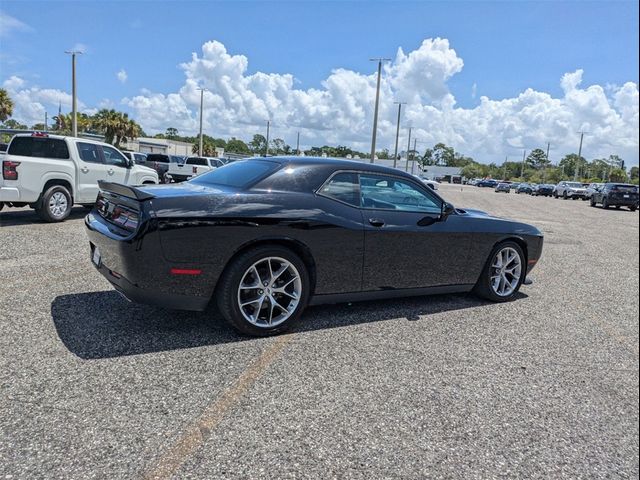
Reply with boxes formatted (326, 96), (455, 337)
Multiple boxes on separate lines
(554, 181), (588, 200)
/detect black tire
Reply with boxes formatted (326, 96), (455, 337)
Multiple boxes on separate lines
(0, 202), (4, 212)
(216, 245), (311, 336)
(553, 191), (558, 198)
(590, 197), (597, 207)
(473, 241), (526, 303)
(630, 206), (637, 212)
(35, 185), (72, 222)
(563, 191), (568, 199)
(602, 197), (610, 209)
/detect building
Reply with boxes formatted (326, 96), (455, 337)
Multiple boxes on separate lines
(121, 137), (193, 156)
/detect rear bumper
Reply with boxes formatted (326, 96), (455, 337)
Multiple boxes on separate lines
(606, 197), (638, 206)
(0, 186), (21, 202)
(85, 212), (212, 312)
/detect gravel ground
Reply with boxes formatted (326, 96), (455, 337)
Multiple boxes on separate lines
(1, 184), (638, 479)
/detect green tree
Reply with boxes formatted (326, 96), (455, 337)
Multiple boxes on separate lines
(2, 118), (27, 130)
(226, 137), (250, 154)
(165, 127), (178, 139)
(526, 148), (550, 169)
(249, 134), (268, 155)
(629, 166), (639, 181)
(608, 168), (627, 183)
(0, 88), (13, 122)
(559, 153), (587, 179)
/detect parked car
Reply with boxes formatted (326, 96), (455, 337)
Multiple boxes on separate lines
(0, 133), (158, 221)
(86, 156), (544, 336)
(169, 156), (225, 182)
(585, 182), (605, 199)
(590, 183), (638, 211)
(414, 175), (440, 191)
(531, 184), (554, 197)
(477, 179), (499, 188)
(554, 181), (588, 199)
(123, 151), (148, 165)
(516, 183), (533, 194)
(495, 183), (511, 193)
(509, 182), (520, 190)
(144, 154), (185, 183)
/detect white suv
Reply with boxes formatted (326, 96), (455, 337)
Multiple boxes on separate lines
(554, 181), (588, 200)
(0, 133), (158, 221)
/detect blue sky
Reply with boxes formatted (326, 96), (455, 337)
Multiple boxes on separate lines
(1, 1), (639, 164)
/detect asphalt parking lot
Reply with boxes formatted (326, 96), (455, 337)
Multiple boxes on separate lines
(1, 184), (638, 479)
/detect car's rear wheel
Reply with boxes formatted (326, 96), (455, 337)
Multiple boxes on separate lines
(563, 191), (568, 199)
(216, 246), (311, 336)
(474, 241), (525, 302)
(36, 185), (72, 222)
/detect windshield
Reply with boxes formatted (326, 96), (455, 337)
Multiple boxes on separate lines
(611, 184), (638, 193)
(190, 159), (278, 188)
(566, 182), (582, 188)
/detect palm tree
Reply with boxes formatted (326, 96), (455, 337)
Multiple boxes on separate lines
(92, 109), (120, 144)
(0, 88), (14, 122)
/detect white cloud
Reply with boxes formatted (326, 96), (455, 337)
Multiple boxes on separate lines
(122, 39), (638, 165)
(2, 76), (87, 126)
(4, 38), (638, 166)
(0, 11), (31, 37)
(116, 69), (128, 83)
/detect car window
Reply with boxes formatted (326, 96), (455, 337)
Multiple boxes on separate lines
(186, 157), (208, 166)
(191, 159), (278, 188)
(101, 145), (128, 167)
(360, 173), (441, 213)
(8, 136), (70, 159)
(77, 142), (103, 164)
(318, 172), (360, 206)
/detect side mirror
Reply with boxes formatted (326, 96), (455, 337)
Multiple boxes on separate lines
(440, 202), (456, 220)
(126, 158), (135, 169)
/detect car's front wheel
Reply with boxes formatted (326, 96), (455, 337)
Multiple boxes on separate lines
(590, 197), (597, 207)
(603, 197), (610, 209)
(216, 246), (311, 336)
(474, 241), (525, 302)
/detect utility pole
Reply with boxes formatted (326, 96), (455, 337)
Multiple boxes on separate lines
(411, 138), (418, 174)
(574, 132), (585, 181)
(265, 120), (270, 157)
(369, 57), (391, 163)
(197, 88), (206, 156)
(64, 50), (83, 137)
(544, 142), (550, 183)
(296, 131), (300, 155)
(392, 101), (405, 169)
(521, 149), (526, 177)
(44, 112), (48, 132)
(405, 126), (412, 172)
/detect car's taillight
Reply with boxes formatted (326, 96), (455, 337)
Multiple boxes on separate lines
(2, 160), (20, 180)
(111, 205), (139, 231)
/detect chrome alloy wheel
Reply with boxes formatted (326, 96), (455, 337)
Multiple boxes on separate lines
(490, 246), (522, 297)
(48, 192), (68, 218)
(237, 257), (302, 327)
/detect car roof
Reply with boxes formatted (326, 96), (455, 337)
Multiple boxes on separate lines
(252, 155), (422, 178)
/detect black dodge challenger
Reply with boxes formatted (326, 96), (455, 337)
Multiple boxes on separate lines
(85, 157), (543, 336)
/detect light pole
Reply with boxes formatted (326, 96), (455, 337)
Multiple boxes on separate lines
(296, 131), (300, 155)
(405, 126), (412, 172)
(411, 138), (419, 174)
(64, 50), (83, 137)
(544, 142), (550, 184)
(197, 88), (207, 156)
(392, 101), (405, 169)
(265, 120), (270, 157)
(44, 112), (48, 132)
(369, 57), (390, 163)
(521, 149), (526, 178)
(574, 132), (585, 181)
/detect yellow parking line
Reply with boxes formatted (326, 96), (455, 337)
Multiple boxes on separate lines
(142, 333), (293, 480)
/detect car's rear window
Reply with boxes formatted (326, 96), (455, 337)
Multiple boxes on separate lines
(146, 154), (170, 163)
(190, 160), (278, 188)
(186, 157), (208, 166)
(611, 185), (638, 193)
(8, 136), (70, 159)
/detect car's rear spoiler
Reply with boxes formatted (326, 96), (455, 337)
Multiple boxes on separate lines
(98, 181), (155, 201)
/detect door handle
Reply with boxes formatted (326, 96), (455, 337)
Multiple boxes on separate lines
(368, 218), (385, 227)
(81, 167), (89, 174)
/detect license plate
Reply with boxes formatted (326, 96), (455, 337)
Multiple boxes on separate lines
(92, 247), (101, 267)
(624, 194), (630, 198)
